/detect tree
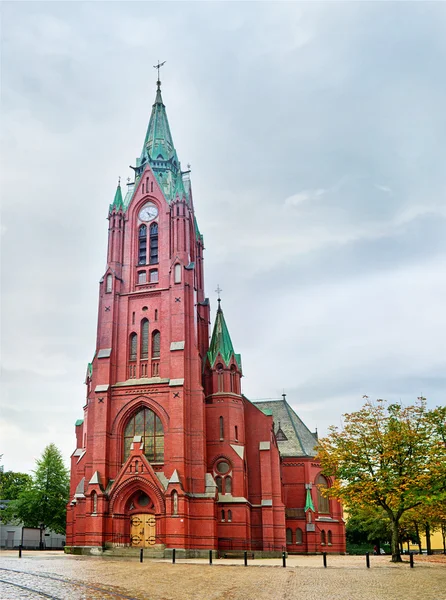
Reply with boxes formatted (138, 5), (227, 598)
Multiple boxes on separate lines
(6, 444), (69, 540)
(0, 470), (33, 501)
(317, 398), (446, 562)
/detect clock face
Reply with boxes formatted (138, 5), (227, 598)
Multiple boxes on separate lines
(139, 203), (158, 222)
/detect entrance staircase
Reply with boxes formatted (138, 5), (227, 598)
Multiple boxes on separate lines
(103, 543), (166, 558)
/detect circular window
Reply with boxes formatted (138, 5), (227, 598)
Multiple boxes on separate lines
(142, 306), (148, 311)
(138, 493), (150, 507)
(216, 461), (230, 474)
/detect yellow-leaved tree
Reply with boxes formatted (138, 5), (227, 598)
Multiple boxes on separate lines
(317, 398), (446, 562)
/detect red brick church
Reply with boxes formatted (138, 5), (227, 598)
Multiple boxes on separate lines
(66, 77), (346, 556)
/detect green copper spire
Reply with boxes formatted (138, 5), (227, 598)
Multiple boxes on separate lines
(133, 79), (188, 204)
(207, 300), (242, 370)
(109, 180), (124, 212)
(140, 81), (176, 164)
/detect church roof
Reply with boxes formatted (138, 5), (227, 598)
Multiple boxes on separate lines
(252, 398), (318, 457)
(109, 182), (124, 213)
(132, 81), (187, 205)
(207, 302), (242, 370)
(139, 82), (177, 166)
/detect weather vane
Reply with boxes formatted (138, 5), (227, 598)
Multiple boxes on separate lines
(153, 60), (166, 83)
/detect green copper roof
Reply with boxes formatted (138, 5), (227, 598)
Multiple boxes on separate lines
(305, 487), (315, 512)
(109, 183), (124, 213)
(133, 81), (187, 205)
(140, 82), (176, 164)
(75, 419), (84, 427)
(207, 302), (242, 370)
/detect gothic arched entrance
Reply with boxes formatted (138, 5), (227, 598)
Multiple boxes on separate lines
(127, 490), (157, 548)
(130, 513), (156, 547)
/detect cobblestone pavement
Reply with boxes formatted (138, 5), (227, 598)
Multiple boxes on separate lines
(0, 551), (445, 600)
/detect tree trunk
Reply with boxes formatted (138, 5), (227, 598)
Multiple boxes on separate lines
(414, 521), (422, 554)
(441, 524), (446, 555)
(425, 523), (432, 555)
(390, 518), (402, 562)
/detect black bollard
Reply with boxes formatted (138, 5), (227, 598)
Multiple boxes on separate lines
(140, 548), (143, 563)
(282, 551), (286, 568)
(209, 550), (213, 565)
(18, 545), (22, 559)
(244, 550), (248, 567)
(172, 548), (176, 564)
(366, 552), (370, 568)
(410, 552), (414, 568)
(323, 552), (327, 568)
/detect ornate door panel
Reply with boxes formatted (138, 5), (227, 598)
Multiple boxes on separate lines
(130, 514), (156, 547)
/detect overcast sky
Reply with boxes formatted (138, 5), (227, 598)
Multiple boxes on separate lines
(1, 1), (445, 474)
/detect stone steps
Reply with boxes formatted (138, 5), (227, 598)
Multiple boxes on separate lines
(103, 544), (166, 558)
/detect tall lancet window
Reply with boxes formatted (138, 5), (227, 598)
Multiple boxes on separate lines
(316, 474), (330, 514)
(139, 225), (147, 265)
(129, 333), (137, 361)
(152, 330), (160, 358)
(149, 222), (158, 264)
(141, 319), (149, 359)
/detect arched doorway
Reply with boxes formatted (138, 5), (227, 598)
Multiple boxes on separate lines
(130, 514), (156, 547)
(127, 490), (157, 548)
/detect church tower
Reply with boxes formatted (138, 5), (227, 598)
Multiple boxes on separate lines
(67, 77), (215, 553)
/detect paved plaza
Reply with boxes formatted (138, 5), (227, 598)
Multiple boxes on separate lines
(0, 550), (445, 599)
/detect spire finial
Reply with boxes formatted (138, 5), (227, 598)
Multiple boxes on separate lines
(282, 391), (286, 402)
(153, 60), (166, 87)
(118, 176), (121, 187)
(215, 284), (222, 311)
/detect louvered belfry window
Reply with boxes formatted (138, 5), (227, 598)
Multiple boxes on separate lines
(149, 222), (158, 264)
(129, 333), (137, 361)
(152, 330), (160, 358)
(139, 225), (147, 265)
(141, 319), (149, 359)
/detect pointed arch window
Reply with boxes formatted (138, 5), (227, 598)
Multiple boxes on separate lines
(149, 222), (158, 264)
(228, 510), (232, 523)
(129, 333), (137, 361)
(141, 319), (149, 359)
(230, 365), (237, 393)
(123, 407), (164, 463)
(215, 476), (222, 494)
(296, 528), (303, 544)
(286, 528), (292, 544)
(106, 274), (113, 293)
(327, 530), (332, 545)
(217, 363), (224, 393)
(225, 476), (232, 494)
(152, 330), (160, 358)
(321, 530), (326, 545)
(316, 474), (330, 514)
(219, 416), (224, 440)
(172, 491), (178, 516)
(138, 225), (147, 265)
(221, 509), (225, 522)
(91, 491), (98, 514)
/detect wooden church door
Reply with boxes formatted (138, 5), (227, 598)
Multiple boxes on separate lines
(130, 514), (156, 547)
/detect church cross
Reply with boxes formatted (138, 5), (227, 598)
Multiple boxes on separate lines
(215, 284), (222, 311)
(153, 60), (166, 83)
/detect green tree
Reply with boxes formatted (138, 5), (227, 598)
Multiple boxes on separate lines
(6, 444), (69, 538)
(0, 470), (32, 501)
(317, 398), (446, 562)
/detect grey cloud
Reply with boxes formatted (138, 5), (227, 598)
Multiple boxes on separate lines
(1, 1), (445, 472)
